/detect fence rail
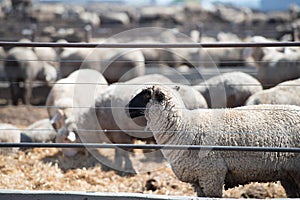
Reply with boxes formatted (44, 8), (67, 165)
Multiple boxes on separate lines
(1, 41), (300, 48)
(2, 143), (300, 153)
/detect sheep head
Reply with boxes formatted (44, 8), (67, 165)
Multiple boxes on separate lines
(126, 85), (182, 119)
(51, 109), (79, 144)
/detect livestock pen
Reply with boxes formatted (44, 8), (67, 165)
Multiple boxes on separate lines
(0, 39), (300, 199)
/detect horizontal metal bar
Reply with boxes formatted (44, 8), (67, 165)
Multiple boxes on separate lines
(0, 189), (206, 200)
(0, 80), (295, 87)
(18, 128), (300, 134)
(1, 41), (300, 48)
(3, 142), (300, 152)
(0, 81), (277, 87)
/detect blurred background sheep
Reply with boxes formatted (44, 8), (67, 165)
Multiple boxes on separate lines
(21, 118), (56, 143)
(4, 39), (58, 105)
(0, 123), (21, 154)
(193, 71), (263, 108)
(46, 69), (108, 157)
(246, 78), (300, 105)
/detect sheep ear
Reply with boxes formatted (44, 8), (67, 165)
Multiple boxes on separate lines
(50, 109), (65, 130)
(46, 74), (51, 82)
(50, 112), (60, 125)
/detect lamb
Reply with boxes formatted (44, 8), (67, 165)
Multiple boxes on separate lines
(46, 69), (108, 157)
(127, 84), (300, 197)
(246, 78), (300, 106)
(21, 118), (56, 143)
(193, 71), (263, 108)
(0, 123), (21, 154)
(4, 46), (57, 105)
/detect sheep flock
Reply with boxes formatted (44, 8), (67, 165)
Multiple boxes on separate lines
(0, 0), (300, 198)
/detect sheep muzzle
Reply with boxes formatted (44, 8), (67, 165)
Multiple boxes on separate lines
(126, 89), (152, 118)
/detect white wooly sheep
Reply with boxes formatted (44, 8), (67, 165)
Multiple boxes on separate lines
(193, 71), (262, 108)
(204, 32), (245, 67)
(246, 78), (300, 106)
(34, 46), (59, 70)
(127, 85), (300, 198)
(21, 119), (56, 143)
(46, 69), (108, 157)
(96, 48), (146, 84)
(256, 48), (300, 88)
(176, 84), (207, 110)
(59, 47), (101, 78)
(243, 36), (282, 67)
(59, 45), (145, 84)
(4, 46), (57, 105)
(0, 123), (21, 154)
(243, 35), (300, 88)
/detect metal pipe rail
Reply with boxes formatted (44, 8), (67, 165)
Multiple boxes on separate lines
(2, 143), (300, 153)
(1, 41), (300, 48)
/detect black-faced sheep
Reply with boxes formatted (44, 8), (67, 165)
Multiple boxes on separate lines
(193, 71), (263, 108)
(246, 78), (300, 106)
(127, 84), (300, 198)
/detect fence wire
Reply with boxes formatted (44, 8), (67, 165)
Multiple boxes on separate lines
(1, 41), (300, 48)
(1, 143), (300, 153)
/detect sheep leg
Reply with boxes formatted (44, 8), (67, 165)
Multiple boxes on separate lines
(191, 182), (205, 196)
(197, 173), (225, 197)
(281, 174), (300, 198)
(196, 160), (227, 197)
(114, 148), (123, 168)
(114, 148), (135, 174)
(24, 80), (32, 105)
(9, 80), (20, 105)
(123, 151), (134, 172)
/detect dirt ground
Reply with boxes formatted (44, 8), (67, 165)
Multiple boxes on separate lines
(0, 106), (287, 198)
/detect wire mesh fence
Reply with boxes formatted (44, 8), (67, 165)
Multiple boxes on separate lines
(0, 40), (300, 153)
